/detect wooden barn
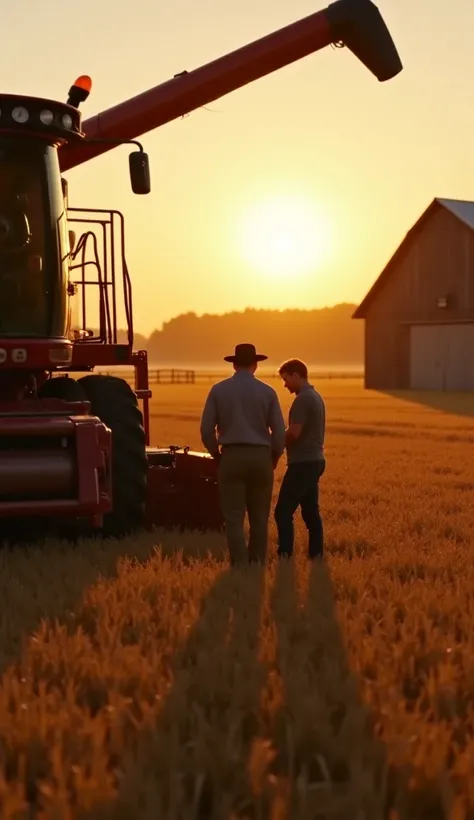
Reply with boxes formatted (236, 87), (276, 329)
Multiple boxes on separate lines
(353, 198), (474, 391)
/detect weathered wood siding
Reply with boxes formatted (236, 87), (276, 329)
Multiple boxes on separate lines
(364, 316), (409, 389)
(366, 207), (474, 319)
(363, 206), (474, 388)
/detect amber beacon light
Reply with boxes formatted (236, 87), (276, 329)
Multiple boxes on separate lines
(66, 75), (92, 109)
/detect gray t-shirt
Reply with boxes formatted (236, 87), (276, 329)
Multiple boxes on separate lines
(287, 383), (325, 464)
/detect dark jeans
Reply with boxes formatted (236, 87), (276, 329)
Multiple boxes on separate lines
(274, 460), (325, 559)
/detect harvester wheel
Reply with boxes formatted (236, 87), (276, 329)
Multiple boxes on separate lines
(77, 375), (147, 538)
(38, 375), (87, 402)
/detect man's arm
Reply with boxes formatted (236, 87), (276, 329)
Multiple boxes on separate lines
(268, 391), (286, 466)
(285, 394), (309, 446)
(200, 387), (220, 458)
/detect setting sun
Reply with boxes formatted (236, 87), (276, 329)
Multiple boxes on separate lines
(237, 195), (332, 280)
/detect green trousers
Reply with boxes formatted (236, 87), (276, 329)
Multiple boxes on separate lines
(217, 445), (274, 565)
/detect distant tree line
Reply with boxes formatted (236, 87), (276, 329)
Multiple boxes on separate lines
(113, 303), (363, 365)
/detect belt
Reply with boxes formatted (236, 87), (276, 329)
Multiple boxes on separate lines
(221, 443), (269, 448)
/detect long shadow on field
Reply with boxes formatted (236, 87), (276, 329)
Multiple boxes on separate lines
(0, 528), (225, 675)
(270, 558), (389, 818)
(112, 562), (266, 819)
(379, 389), (474, 419)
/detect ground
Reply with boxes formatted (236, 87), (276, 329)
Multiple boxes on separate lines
(1, 379), (474, 819)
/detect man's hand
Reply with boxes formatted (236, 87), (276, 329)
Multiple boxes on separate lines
(285, 422), (303, 447)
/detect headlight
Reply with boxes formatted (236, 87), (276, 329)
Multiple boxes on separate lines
(40, 109), (54, 125)
(62, 113), (73, 129)
(12, 106), (29, 123)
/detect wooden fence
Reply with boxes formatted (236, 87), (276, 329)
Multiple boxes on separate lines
(155, 369), (195, 384)
(97, 367), (363, 385)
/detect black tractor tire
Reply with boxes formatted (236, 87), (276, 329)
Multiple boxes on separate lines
(77, 375), (148, 538)
(38, 376), (87, 402)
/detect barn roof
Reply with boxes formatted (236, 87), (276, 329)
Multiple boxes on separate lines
(352, 197), (474, 318)
(438, 198), (474, 229)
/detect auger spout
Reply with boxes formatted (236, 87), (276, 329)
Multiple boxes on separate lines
(59, 0), (402, 172)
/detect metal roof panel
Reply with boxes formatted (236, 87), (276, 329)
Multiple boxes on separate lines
(436, 198), (474, 230)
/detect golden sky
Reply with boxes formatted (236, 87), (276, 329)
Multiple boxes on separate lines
(5, 0), (474, 335)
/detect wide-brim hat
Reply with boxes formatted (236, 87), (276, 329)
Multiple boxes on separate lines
(224, 343), (268, 364)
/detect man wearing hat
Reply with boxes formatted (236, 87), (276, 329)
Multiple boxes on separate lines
(200, 343), (286, 566)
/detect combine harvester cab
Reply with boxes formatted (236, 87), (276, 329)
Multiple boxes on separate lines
(0, 0), (402, 542)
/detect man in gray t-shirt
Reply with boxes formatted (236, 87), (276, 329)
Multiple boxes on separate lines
(274, 358), (326, 559)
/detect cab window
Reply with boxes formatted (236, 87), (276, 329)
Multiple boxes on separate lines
(0, 147), (50, 337)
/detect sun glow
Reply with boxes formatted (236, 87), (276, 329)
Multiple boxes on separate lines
(237, 195), (332, 279)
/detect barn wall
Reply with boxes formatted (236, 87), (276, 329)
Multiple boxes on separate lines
(365, 207), (474, 321)
(364, 316), (409, 389)
(362, 206), (474, 389)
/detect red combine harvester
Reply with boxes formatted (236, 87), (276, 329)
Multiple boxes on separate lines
(0, 0), (402, 542)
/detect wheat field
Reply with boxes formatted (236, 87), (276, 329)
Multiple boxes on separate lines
(1, 379), (474, 819)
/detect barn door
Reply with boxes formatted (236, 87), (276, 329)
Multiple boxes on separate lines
(409, 323), (474, 390)
(410, 325), (444, 390)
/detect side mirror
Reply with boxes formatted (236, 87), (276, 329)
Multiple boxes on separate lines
(129, 150), (151, 195)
